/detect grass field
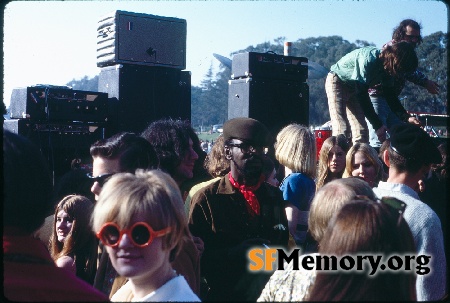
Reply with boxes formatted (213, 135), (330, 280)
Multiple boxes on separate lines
(197, 132), (221, 142)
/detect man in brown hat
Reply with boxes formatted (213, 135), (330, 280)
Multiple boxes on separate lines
(373, 124), (446, 301)
(188, 117), (289, 301)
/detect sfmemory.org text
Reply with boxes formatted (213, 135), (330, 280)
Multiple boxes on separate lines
(248, 248), (431, 275)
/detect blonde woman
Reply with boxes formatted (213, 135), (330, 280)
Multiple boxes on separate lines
(91, 169), (200, 302)
(343, 142), (386, 187)
(49, 195), (98, 284)
(315, 134), (350, 191)
(275, 124), (316, 246)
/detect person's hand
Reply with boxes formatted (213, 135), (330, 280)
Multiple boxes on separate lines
(425, 80), (439, 94)
(407, 116), (422, 126)
(375, 125), (388, 143)
(192, 236), (204, 256)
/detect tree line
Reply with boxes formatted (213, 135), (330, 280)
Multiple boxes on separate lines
(65, 32), (448, 129)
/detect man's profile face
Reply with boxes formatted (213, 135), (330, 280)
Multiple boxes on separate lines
(173, 138), (198, 185)
(90, 156), (121, 201)
(227, 139), (264, 181)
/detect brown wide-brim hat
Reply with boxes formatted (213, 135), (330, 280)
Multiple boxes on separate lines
(389, 124), (441, 164)
(223, 117), (269, 146)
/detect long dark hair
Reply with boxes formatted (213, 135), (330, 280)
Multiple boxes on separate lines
(392, 19), (423, 45)
(381, 41), (418, 77)
(49, 195), (98, 284)
(307, 198), (416, 301)
(316, 134), (350, 190)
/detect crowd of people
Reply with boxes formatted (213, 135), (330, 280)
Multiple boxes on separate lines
(3, 18), (448, 302)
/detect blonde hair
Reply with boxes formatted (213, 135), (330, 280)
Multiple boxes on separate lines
(91, 169), (189, 259)
(204, 135), (230, 178)
(342, 143), (385, 185)
(274, 124), (316, 179)
(308, 178), (375, 243)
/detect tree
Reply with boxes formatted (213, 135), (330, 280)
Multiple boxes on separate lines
(66, 33), (447, 129)
(401, 31), (447, 114)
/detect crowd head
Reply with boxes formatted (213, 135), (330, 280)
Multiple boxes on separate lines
(343, 142), (385, 187)
(275, 123), (316, 179)
(141, 119), (200, 186)
(3, 130), (53, 233)
(316, 134), (350, 190)
(50, 195), (97, 284)
(308, 177), (376, 243)
(307, 196), (417, 301)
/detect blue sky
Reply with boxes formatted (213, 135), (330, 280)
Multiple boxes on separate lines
(3, 0), (448, 107)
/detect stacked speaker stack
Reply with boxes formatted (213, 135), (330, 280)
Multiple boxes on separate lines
(5, 85), (108, 181)
(4, 10), (191, 182)
(96, 10), (191, 137)
(228, 52), (309, 137)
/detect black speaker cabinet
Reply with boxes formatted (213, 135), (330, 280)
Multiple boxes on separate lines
(4, 119), (105, 180)
(9, 86), (108, 123)
(228, 78), (309, 136)
(231, 52), (308, 82)
(98, 64), (191, 136)
(97, 10), (186, 69)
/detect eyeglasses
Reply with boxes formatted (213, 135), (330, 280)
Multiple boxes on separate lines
(228, 142), (263, 154)
(405, 34), (421, 40)
(355, 195), (406, 226)
(86, 172), (115, 187)
(96, 221), (171, 248)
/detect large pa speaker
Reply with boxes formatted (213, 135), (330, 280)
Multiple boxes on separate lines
(97, 10), (186, 69)
(98, 64), (191, 136)
(4, 119), (105, 181)
(228, 78), (309, 137)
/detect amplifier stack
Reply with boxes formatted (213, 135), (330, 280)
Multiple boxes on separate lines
(6, 10), (192, 182)
(96, 10), (191, 137)
(228, 51), (310, 136)
(6, 85), (107, 181)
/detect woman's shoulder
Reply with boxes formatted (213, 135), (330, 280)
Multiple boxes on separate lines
(56, 255), (76, 273)
(282, 173), (315, 186)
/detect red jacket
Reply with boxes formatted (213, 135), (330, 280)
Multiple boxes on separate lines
(3, 226), (109, 302)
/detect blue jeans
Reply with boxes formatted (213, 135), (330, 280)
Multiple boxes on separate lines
(367, 95), (403, 148)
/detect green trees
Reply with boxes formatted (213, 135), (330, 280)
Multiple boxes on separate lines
(191, 64), (230, 128)
(401, 32), (448, 114)
(66, 32), (447, 128)
(193, 32), (447, 128)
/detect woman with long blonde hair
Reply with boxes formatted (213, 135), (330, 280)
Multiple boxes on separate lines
(343, 142), (386, 187)
(49, 195), (98, 284)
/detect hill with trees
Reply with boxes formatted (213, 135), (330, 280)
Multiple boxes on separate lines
(66, 32), (448, 130)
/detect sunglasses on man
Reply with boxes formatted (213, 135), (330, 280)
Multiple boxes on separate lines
(86, 172), (115, 187)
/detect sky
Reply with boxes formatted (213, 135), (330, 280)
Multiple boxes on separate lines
(3, 0), (448, 108)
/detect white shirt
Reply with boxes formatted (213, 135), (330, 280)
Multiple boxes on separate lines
(111, 275), (200, 302)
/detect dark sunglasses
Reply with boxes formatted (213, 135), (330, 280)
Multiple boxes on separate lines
(356, 195), (406, 226)
(228, 142), (263, 154)
(86, 172), (115, 187)
(96, 221), (171, 248)
(405, 34), (421, 39)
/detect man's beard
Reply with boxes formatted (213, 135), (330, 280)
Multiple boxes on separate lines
(231, 156), (263, 182)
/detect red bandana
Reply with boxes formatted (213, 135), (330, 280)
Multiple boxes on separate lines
(228, 172), (264, 216)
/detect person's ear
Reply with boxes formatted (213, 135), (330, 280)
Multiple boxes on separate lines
(382, 149), (390, 167)
(225, 145), (233, 160)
